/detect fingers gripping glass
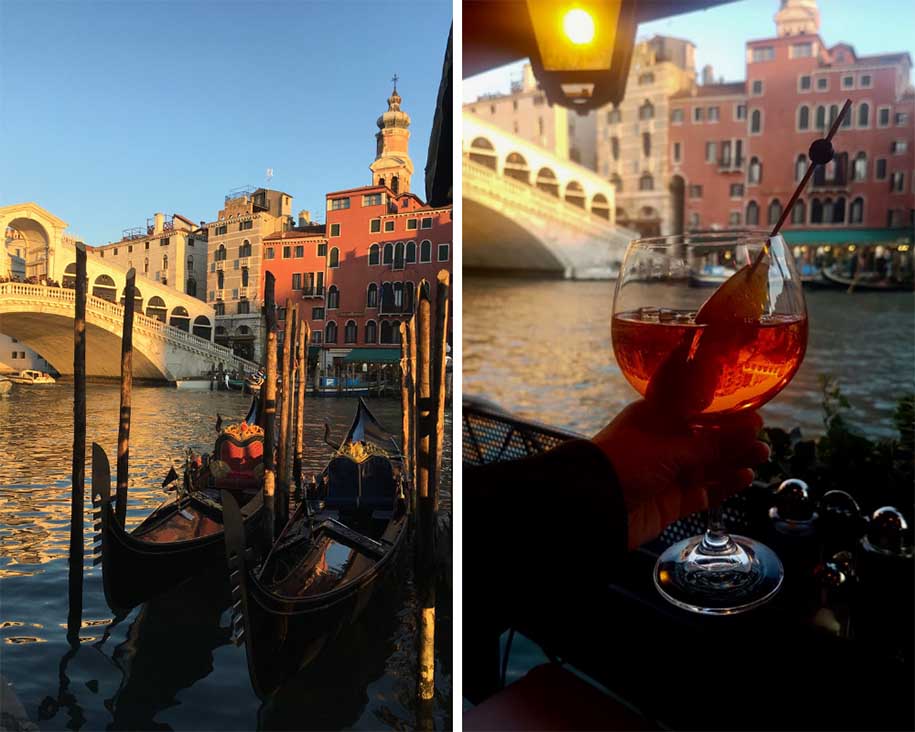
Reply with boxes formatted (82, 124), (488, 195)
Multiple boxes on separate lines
(611, 232), (808, 614)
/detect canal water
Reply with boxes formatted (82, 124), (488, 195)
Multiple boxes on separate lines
(0, 387), (451, 730)
(464, 277), (915, 439)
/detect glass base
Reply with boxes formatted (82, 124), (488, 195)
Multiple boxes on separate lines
(653, 533), (784, 615)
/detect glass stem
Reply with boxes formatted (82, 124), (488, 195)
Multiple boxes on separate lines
(702, 505), (733, 553)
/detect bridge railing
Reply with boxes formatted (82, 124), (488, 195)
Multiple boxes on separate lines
(0, 283), (258, 371)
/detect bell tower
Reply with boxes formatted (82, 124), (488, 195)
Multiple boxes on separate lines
(370, 76), (414, 195)
(774, 0), (820, 37)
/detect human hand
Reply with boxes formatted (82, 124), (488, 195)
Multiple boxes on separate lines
(592, 401), (770, 550)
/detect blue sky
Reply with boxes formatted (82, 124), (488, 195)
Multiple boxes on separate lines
(464, 0), (915, 101)
(1, 0), (451, 244)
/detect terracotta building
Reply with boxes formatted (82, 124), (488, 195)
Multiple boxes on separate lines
(263, 86), (453, 385)
(669, 0), (914, 244)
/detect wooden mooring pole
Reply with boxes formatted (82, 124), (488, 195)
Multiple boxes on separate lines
(277, 299), (295, 530)
(115, 269), (136, 527)
(293, 320), (310, 494)
(67, 243), (87, 643)
(262, 273), (278, 544)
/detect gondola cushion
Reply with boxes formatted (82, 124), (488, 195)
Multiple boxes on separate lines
(211, 422), (265, 491)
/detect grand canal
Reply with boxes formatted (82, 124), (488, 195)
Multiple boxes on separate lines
(465, 277), (915, 439)
(0, 387), (451, 730)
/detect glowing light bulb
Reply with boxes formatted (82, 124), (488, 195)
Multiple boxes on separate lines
(562, 8), (595, 45)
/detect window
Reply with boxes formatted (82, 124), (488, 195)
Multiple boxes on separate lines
(216, 224), (227, 236)
(420, 240), (432, 262)
(791, 200), (806, 224)
(860, 74), (872, 88)
(799, 75), (812, 91)
(833, 197), (846, 223)
(875, 158), (888, 179)
(767, 199), (783, 226)
(330, 223), (341, 237)
(708, 106), (720, 122)
(857, 103), (870, 128)
(638, 72), (655, 85)
(406, 241), (416, 262)
(671, 109), (684, 124)
(730, 183), (744, 198)
(241, 267), (249, 287)
(282, 246), (291, 259)
(693, 107), (704, 123)
(798, 106), (810, 130)
(750, 109), (762, 134)
(673, 142), (682, 164)
(312, 331), (323, 344)
(394, 242), (405, 269)
(751, 80), (763, 95)
(751, 47), (774, 62)
(642, 132), (651, 157)
(370, 218), (381, 233)
(437, 243), (450, 262)
(746, 201), (760, 225)
(689, 213), (700, 228)
(145, 242), (150, 250)
(325, 321), (337, 344)
(704, 141), (717, 163)
(214, 303), (225, 316)
(344, 320), (357, 343)
(638, 100), (654, 120)
(891, 172), (905, 193)
(237, 300), (250, 315)
(810, 198), (823, 223)
(896, 112), (910, 125)
(850, 197), (864, 224)
(611, 136), (620, 161)
(795, 154), (807, 182)
(748, 157), (762, 184)
(421, 217), (433, 229)
(384, 220), (395, 232)
(639, 173), (654, 191)
(329, 247), (339, 268)
(327, 285), (339, 309)
(610, 174), (622, 192)
(891, 140), (908, 154)
(292, 273), (302, 290)
(365, 320), (377, 344)
(790, 42), (813, 58)
(853, 153), (867, 181)
(383, 243), (393, 265)
(816, 77), (828, 91)
(822, 198), (834, 223)
(608, 108), (621, 123)
(878, 106), (891, 127)
(842, 75), (854, 89)
(363, 193), (383, 206)
(312, 307), (324, 320)
(367, 283), (378, 307)
(144, 257), (149, 273)
(735, 104), (747, 120)
(369, 244), (380, 265)
(293, 245), (303, 258)
(728, 211), (742, 226)
(318, 243), (327, 257)
(330, 197), (350, 210)
(407, 219), (418, 230)
(240, 220), (253, 231)
(265, 247), (275, 259)
(216, 270), (224, 288)
(688, 185), (702, 199)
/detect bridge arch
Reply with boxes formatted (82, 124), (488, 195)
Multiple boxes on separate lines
(192, 315), (212, 340)
(535, 167), (559, 197)
(564, 181), (586, 208)
(469, 137), (497, 170)
(119, 285), (143, 312)
(3, 215), (54, 279)
(169, 306), (190, 332)
(93, 274), (117, 302)
(504, 152), (530, 184)
(146, 296), (167, 321)
(591, 194), (610, 220)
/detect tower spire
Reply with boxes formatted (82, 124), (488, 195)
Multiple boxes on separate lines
(370, 81), (413, 194)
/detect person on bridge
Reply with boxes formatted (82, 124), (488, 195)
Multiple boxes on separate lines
(463, 400), (769, 703)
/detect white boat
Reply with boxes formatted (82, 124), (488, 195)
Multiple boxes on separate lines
(7, 369), (56, 384)
(0, 376), (12, 396)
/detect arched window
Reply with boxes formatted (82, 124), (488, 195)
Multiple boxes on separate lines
(795, 154), (806, 182)
(833, 197), (846, 224)
(344, 320), (357, 343)
(186, 278), (197, 297)
(639, 100), (655, 120)
(811, 198), (824, 224)
(591, 194), (610, 220)
(791, 200), (806, 224)
(850, 197), (864, 223)
(750, 109), (761, 133)
(748, 157), (762, 184)
(406, 241), (416, 263)
(858, 102), (869, 128)
(565, 181), (585, 208)
(329, 247), (339, 268)
(239, 240), (252, 257)
(144, 257), (149, 274)
(853, 152), (867, 181)
(798, 106), (810, 130)
(187, 255), (194, 269)
(822, 198), (834, 224)
(383, 243), (393, 265)
(642, 132), (651, 157)
(394, 241), (405, 269)
(746, 201), (760, 225)
(217, 244), (226, 261)
(365, 320), (377, 343)
(420, 240), (432, 263)
(535, 167), (559, 197)
(169, 306), (190, 332)
(217, 270), (224, 289)
(241, 267), (249, 287)
(403, 281), (415, 313)
(325, 321), (337, 344)
(192, 315), (211, 340)
(367, 283), (378, 307)
(119, 286), (143, 312)
(639, 173), (654, 191)
(380, 320), (394, 344)
(815, 105), (826, 130)
(610, 174), (622, 193)
(146, 296), (167, 322)
(92, 274), (117, 302)
(611, 137), (620, 161)
(369, 244), (380, 265)
(378, 177), (385, 188)
(162, 254), (168, 270)
(828, 104), (839, 127)
(469, 137), (497, 170)
(767, 199), (783, 226)
(327, 285), (339, 309)
(391, 175), (400, 194)
(504, 152), (530, 184)
(381, 282), (394, 312)
(392, 282), (404, 311)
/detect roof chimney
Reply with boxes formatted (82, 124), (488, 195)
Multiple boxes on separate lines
(701, 64), (715, 86)
(153, 212), (164, 234)
(298, 210), (311, 226)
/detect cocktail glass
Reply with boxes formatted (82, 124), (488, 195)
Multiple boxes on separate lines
(611, 232), (807, 614)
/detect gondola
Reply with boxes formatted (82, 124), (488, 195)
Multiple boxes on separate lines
(223, 398), (410, 698)
(92, 396), (267, 612)
(821, 266), (915, 291)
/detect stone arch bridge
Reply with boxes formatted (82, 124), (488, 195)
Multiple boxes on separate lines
(463, 113), (638, 279)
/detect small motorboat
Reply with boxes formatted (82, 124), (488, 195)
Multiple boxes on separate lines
(223, 398), (409, 698)
(7, 369), (56, 384)
(0, 376), (12, 396)
(688, 265), (730, 287)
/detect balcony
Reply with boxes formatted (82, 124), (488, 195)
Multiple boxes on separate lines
(215, 289), (224, 301)
(718, 158), (745, 172)
(301, 286), (325, 298)
(238, 257), (250, 268)
(215, 260), (225, 271)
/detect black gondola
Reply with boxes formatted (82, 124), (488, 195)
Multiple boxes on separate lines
(92, 397), (267, 612)
(223, 398), (410, 698)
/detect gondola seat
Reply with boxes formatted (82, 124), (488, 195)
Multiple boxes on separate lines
(210, 422), (265, 492)
(323, 453), (395, 512)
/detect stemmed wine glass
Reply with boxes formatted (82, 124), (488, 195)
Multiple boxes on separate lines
(611, 231), (808, 614)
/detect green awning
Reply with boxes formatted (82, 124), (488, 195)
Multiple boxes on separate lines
(342, 348), (401, 364)
(783, 228), (913, 246)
